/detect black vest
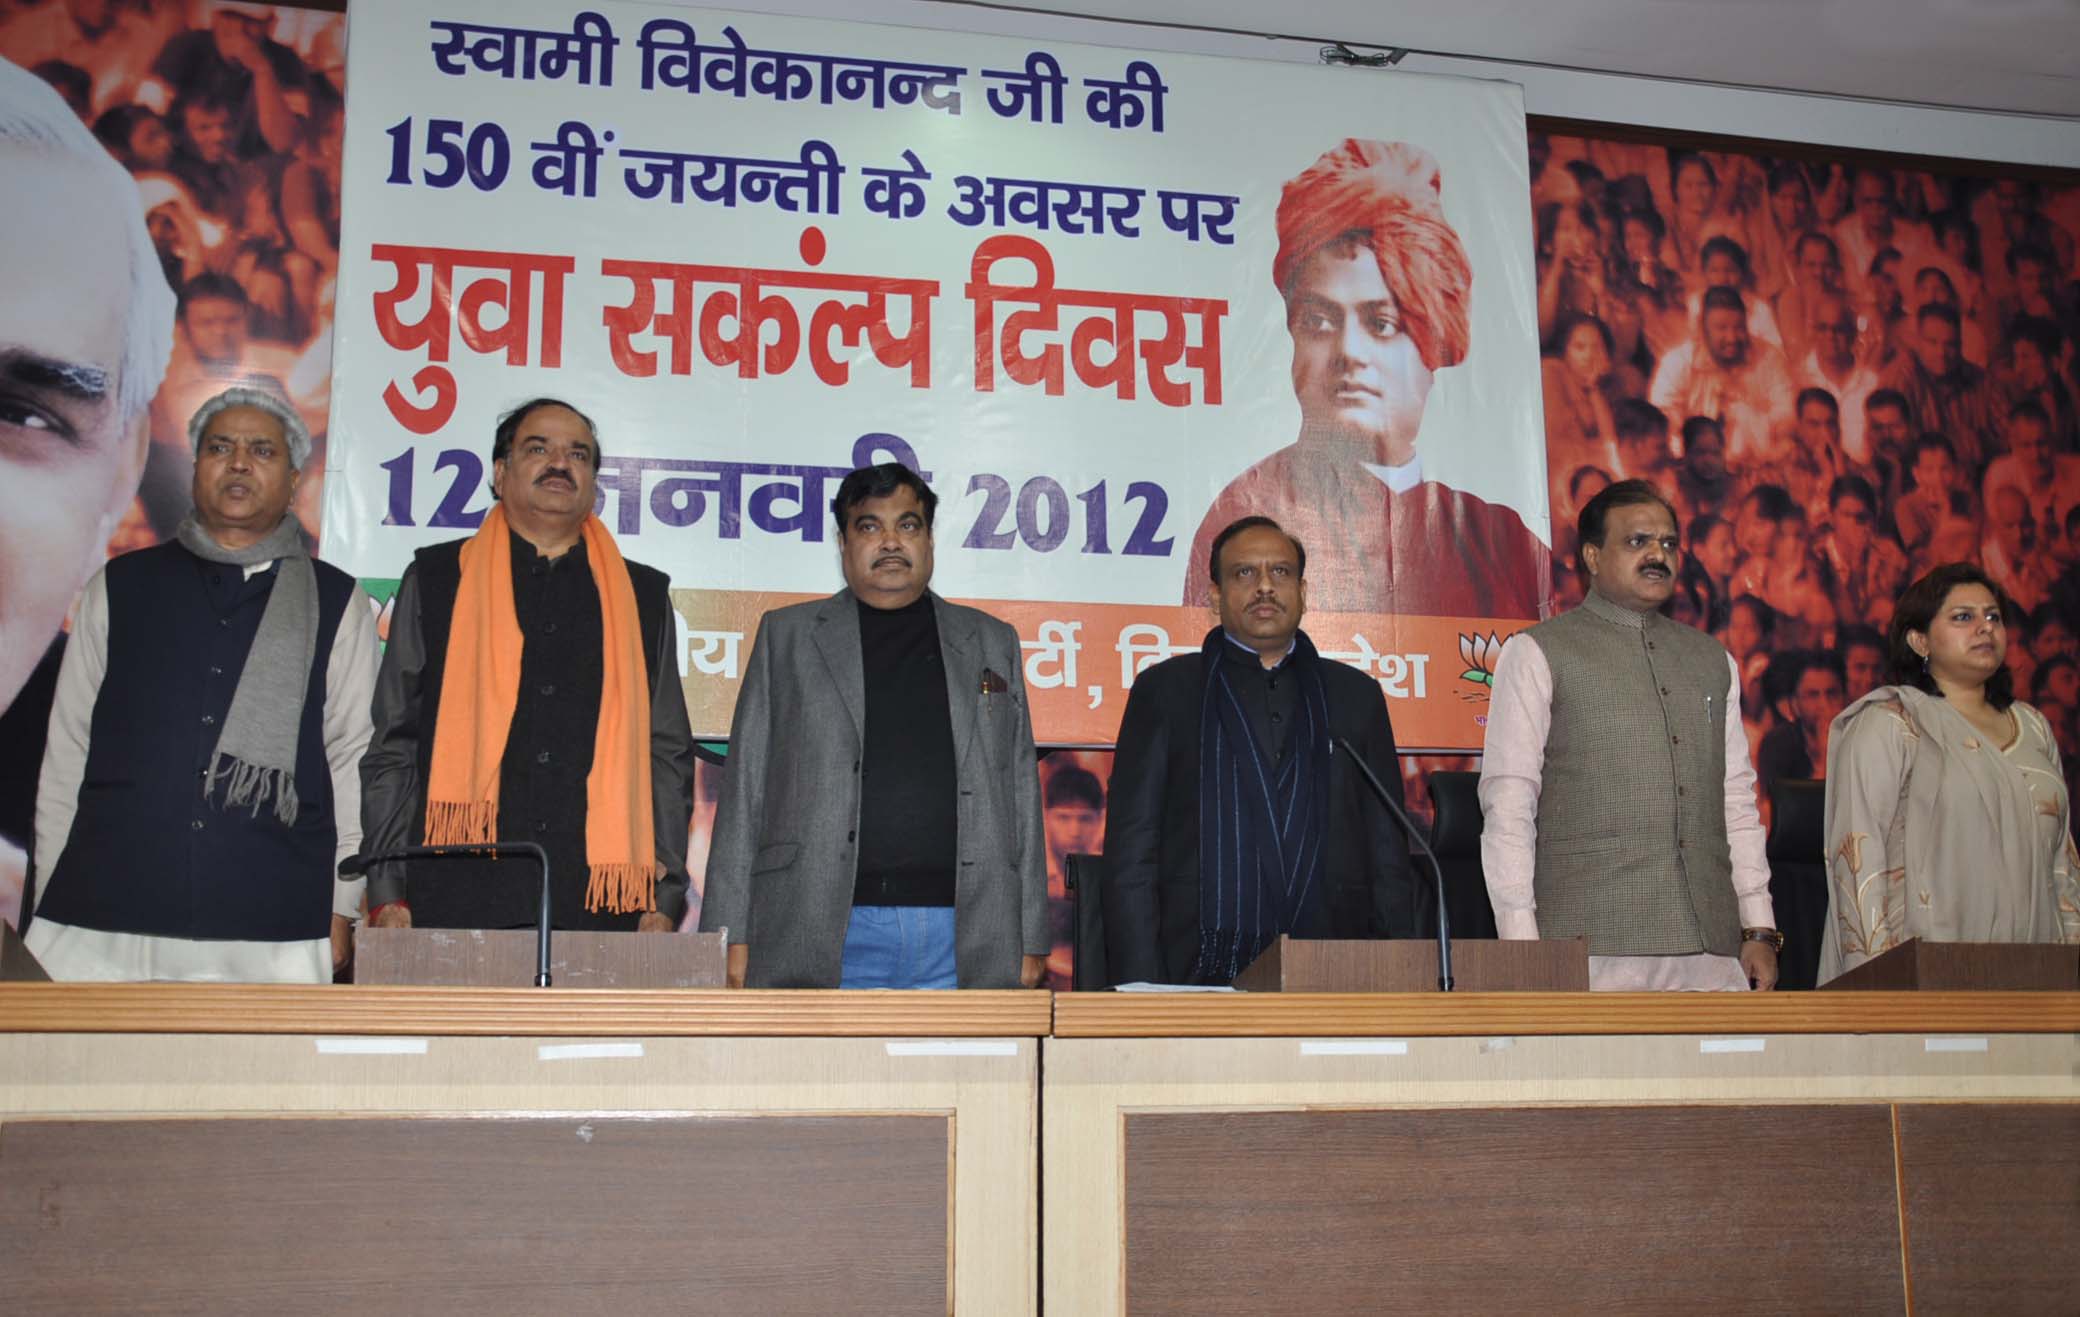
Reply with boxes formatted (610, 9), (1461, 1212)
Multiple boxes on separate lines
(402, 537), (674, 931)
(38, 543), (355, 941)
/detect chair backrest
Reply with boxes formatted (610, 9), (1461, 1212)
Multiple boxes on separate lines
(1425, 770), (1497, 940)
(1429, 770), (1483, 859)
(1766, 777), (1827, 991)
(1065, 852), (1109, 990)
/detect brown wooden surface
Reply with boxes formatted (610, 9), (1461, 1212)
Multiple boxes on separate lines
(0, 983), (1052, 1036)
(0, 1114), (949, 1315)
(1231, 936), (1588, 992)
(5, 983), (2076, 1038)
(1896, 1103), (2080, 1314)
(1123, 1105), (1903, 1315)
(352, 927), (727, 988)
(1054, 989), (2080, 1036)
(1819, 939), (2080, 992)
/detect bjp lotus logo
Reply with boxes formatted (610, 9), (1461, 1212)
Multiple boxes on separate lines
(1458, 631), (1507, 688)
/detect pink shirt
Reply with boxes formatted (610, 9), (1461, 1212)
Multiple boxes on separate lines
(1477, 632), (1774, 990)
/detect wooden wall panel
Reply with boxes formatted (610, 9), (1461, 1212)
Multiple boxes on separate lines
(1897, 1103), (2080, 1315)
(0, 1115), (948, 1315)
(1123, 1105), (1903, 1315)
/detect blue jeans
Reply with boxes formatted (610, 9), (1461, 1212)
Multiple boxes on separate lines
(840, 905), (957, 989)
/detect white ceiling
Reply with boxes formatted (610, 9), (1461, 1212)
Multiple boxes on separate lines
(950, 0), (2080, 119)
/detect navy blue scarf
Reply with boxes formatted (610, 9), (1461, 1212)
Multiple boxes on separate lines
(1194, 627), (1331, 983)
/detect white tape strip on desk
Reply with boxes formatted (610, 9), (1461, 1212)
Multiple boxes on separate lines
(1923, 1037), (1989, 1053)
(884, 1040), (1021, 1057)
(315, 1037), (428, 1055)
(1299, 1039), (1409, 1056)
(1699, 1038), (1766, 1053)
(537, 1043), (645, 1061)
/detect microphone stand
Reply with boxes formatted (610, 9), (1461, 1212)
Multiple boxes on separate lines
(340, 842), (555, 987)
(1333, 737), (1453, 991)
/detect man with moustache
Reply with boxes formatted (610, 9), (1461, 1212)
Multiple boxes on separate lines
(361, 398), (693, 934)
(1648, 285), (1796, 461)
(1839, 625), (1888, 701)
(1816, 475), (1907, 630)
(1993, 244), (2080, 350)
(1997, 319), (2077, 453)
(27, 388), (375, 981)
(1983, 403), (2080, 558)
(1981, 485), (2053, 615)
(1799, 294), (1883, 467)
(1772, 230), (1845, 367)
(1186, 138), (1551, 622)
(1041, 762), (1106, 983)
(1886, 303), (2002, 479)
(1860, 249), (1912, 372)
(1672, 415), (1736, 525)
(1755, 651), (1848, 800)
(1833, 168), (1931, 305)
(1105, 517), (1423, 986)
(1479, 480), (1781, 990)
(700, 462), (1048, 989)
(1862, 388), (1919, 507)
(1672, 512), (1738, 633)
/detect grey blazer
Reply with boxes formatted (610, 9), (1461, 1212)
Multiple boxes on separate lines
(698, 589), (1048, 987)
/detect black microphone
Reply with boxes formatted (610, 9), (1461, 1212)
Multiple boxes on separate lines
(341, 842), (555, 988)
(1332, 736), (1453, 991)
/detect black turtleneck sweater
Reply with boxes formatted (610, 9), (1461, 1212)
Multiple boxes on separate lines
(852, 594), (958, 906)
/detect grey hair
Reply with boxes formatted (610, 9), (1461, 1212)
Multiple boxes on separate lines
(188, 386), (312, 469)
(0, 56), (177, 421)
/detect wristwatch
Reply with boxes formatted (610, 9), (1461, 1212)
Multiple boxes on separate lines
(1741, 927), (1785, 952)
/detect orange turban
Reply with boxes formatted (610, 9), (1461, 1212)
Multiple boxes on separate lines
(1273, 139), (1473, 371)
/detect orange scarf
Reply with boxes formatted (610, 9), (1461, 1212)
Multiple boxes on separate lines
(423, 503), (658, 913)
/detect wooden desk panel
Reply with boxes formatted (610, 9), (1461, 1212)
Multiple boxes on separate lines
(0, 1114), (947, 1315)
(1896, 1103), (2080, 1314)
(1123, 1105), (1902, 1315)
(0, 990), (1043, 1314)
(1043, 1030), (2080, 1315)
(10, 987), (2080, 1315)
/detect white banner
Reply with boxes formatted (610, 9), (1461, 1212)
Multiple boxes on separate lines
(326, 0), (1547, 746)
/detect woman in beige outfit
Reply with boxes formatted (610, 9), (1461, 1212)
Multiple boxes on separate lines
(1818, 563), (2080, 983)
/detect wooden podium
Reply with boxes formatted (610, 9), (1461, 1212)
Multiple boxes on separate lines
(1818, 938), (2080, 991)
(1231, 935), (1590, 992)
(353, 927), (727, 987)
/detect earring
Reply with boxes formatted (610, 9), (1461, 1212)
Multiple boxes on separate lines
(1921, 652), (1930, 675)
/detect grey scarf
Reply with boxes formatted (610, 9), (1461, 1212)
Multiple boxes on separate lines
(176, 514), (317, 826)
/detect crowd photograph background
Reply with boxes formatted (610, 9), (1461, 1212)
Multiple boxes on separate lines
(4, 1), (2078, 986)
(0, 0), (343, 543)
(1525, 129), (2080, 838)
